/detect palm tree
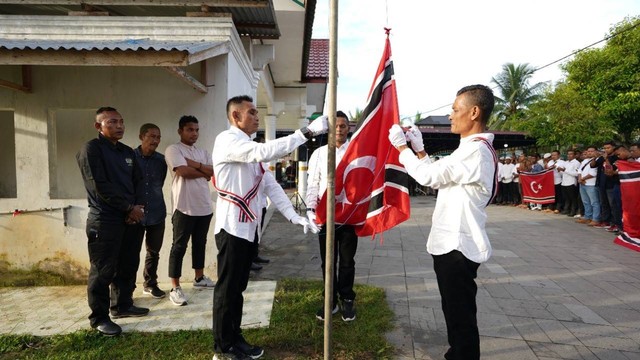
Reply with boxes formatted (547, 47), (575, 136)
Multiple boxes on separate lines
(348, 108), (363, 123)
(489, 63), (546, 130)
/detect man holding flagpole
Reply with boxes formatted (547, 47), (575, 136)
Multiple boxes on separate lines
(389, 84), (497, 360)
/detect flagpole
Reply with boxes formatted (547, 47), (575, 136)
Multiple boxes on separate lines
(325, 0), (338, 358)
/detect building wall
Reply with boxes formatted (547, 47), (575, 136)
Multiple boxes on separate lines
(0, 59), (240, 283)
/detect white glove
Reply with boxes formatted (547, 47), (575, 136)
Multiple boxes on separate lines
(306, 210), (320, 234)
(405, 125), (424, 152)
(388, 124), (407, 148)
(306, 115), (329, 136)
(290, 214), (313, 234)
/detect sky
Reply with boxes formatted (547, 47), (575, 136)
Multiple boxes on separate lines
(312, 0), (640, 123)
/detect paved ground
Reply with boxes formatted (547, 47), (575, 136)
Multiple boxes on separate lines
(3, 195), (640, 359)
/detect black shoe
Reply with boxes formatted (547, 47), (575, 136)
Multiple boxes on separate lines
(92, 319), (122, 336)
(250, 263), (263, 271)
(143, 285), (166, 299)
(234, 337), (264, 359)
(253, 255), (270, 264)
(213, 346), (252, 360)
(110, 305), (150, 319)
(315, 304), (339, 321)
(341, 299), (356, 322)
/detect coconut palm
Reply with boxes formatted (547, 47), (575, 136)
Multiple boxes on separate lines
(489, 63), (546, 130)
(348, 107), (363, 123)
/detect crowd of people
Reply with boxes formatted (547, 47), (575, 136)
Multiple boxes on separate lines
(494, 143), (640, 234)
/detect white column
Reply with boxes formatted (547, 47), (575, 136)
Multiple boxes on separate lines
(297, 117), (310, 203)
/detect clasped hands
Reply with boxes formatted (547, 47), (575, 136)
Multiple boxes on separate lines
(290, 211), (320, 234)
(125, 205), (145, 225)
(388, 124), (424, 152)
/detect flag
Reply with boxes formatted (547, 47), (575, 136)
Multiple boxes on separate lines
(614, 160), (640, 252)
(316, 29), (411, 237)
(519, 169), (555, 204)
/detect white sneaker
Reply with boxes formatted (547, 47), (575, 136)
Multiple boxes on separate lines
(170, 286), (187, 306)
(194, 275), (215, 288)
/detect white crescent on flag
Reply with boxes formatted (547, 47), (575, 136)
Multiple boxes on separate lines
(530, 181), (543, 194)
(335, 156), (377, 205)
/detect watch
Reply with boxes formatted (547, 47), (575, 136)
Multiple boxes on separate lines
(300, 127), (313, 140)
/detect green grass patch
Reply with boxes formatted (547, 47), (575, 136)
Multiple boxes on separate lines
(0, 269), (85, 287)
(0, 278), (395, 359)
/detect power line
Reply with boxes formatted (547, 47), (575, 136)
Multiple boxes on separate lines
(408, 19), (640, 121)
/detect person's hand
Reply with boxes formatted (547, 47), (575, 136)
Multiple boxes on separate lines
(388, 124), (407, 148)
(306, 210), (320, 234)
(290, 214), (316, 234)
(405, 125), (424, 152)
(307, 115), (329, 136)
(128, 205), (144, 223)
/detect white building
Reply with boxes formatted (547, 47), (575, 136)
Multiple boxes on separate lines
(0, 0), (327, 282)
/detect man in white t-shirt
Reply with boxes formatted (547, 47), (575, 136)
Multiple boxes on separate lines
(546, 151), (564, 213)
(499, 157), (516, 204)
(556, 149), (580, 217)
(165, 115), (215, 306)
(577, 146), (601, 226)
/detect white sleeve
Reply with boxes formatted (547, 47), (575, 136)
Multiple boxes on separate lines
(222, 131), (307, 164)
(165, 144), (186, 171)
(262, 171), (297, 221)
(305, 149), (322, 210)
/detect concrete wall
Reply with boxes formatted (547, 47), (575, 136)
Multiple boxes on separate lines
(0, 110), (17, 198)
(0, 59), (237, 283)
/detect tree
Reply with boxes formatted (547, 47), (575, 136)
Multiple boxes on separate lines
(489, 63), (546, 130)
(348, 108), (363, 123)
(563, 17), (640, 143)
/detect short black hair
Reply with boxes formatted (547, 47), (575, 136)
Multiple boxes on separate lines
(96, 106), (117, 115)
(603, 141), (617, 147)
(552, 150), (560, 155)
(226, 95), (254, 114)
(456, 84), (495, 124)
(631, 143), (640, 148)
(179, 115), (198, 129)
(587, 145), (598, 151)
(139, 123), (160, 136)
(336, 110), (349, 121)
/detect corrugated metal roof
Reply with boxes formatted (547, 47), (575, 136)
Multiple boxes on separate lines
(0, 38), (225, 53)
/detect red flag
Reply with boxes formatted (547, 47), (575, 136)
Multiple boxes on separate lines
(316, 30), (411, 237)
(614, 160), (640, 251)
(519, 169), (555, 204)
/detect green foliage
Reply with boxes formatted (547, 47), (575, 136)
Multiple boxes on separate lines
(489, 63), (546, 130)
(348, 108), (363, 124)
(0, 279), (395, 360)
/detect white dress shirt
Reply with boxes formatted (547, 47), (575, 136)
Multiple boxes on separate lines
(398, 133), (496, 263)
(547, 159), (563, 185)
(165, 142), (213, 216)
(212, 126), (307, 242)
(499, 163), (515, 183)
(579, 158), (598, 186)
(305, 140), (350, 211)
(561, 159), (580, 186)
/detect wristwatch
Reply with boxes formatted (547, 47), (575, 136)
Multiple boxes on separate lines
(300, 127), (313, 140)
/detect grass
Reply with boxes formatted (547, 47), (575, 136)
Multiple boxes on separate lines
(0, 278), (395, 359)
(0, 269), (85, 287)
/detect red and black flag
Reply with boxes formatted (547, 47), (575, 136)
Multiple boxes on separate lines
(316, 29), (411, 237)
(519, 169), (556, 204)
(614, 160), (640, 251)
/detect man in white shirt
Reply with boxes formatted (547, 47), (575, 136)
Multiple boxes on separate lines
(305, 111), (358, 322)
(388, 84), (497, 360)
(211, 95), (327, 360)
(546, 151), (564, 213)
(165, 116), (215, 306)
(557, 149), (580, 217)
(499, 157), (515, 204)
(577, 146), (601, 226)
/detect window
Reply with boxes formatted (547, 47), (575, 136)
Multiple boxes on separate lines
(0, 111), (16, 198)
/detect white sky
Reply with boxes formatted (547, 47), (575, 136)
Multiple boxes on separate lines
(312, 0), (640, 122)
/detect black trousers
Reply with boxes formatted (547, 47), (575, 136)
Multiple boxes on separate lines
(253, 207), (267, 262)
(318, 224), (358, 304)
(127, 222), (166, 288)
(110, 224), (145, 312)
(561, 185), (579, 215)
(433, 250), (481, 360)
(85, 219), (125, 327)
(599, 184), (611, 223)
(168, 210), (212, 278)
(213, 229), (258, 352)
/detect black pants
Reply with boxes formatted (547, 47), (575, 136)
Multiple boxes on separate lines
(599, 184), (611, 223)
(110, 224), (145, 312)
(552, 184), (563, 211)
(213, 229), (258, 352)
(127, 222), (166, 288)
(86, 219), (125, 327)
(318, 224), (358, 305)
(561, 185), (579, 216)
(433, 250), (481, 360)
(168, 210), (212, 278)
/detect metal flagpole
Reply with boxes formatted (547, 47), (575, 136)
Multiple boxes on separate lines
(324, 0), (338, 358)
